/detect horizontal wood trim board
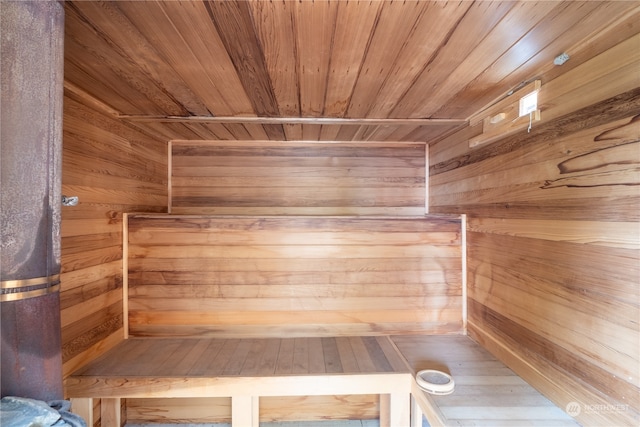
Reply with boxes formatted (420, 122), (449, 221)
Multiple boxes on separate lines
(128, 257), (462, 273)
(128, 280), (461, 294)
(171, 176), (426, 188)
(171, 142), (426, 153)
(127, 309), (462, 328)
(65, 373), (412, 398)
(130, 231), (459, 246)
(128, 297), (459, 313)
(467, 218), (639, 249)
(127, 214), (461, 227)
(172, 156), (424, 168)
(169, 207), (429, 216)
(127, 323), (464, 339)
(122, 115), (467, 126)
(172, 167), (424, 178)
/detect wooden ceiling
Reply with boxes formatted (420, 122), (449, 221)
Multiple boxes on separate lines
(63, 1), (638, 143)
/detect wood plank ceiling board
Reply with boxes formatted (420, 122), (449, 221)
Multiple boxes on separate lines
(294, 0), (339, 117)
(345, 0), (430, 119)
(66, 1), (210, 116)
(434, 1), (640, 119)
(248, 1), (300, 117)
(419, 0), (561, 118)
(118, 0), (253, 117)
(390, 1), (517, 119)
(64, 3), (183, 117)
(154, 0), (254, 116)
(364, 1), (473, 119)
(63, 0), (639, 143)
(202, 0), (280, 117)
(323, 0), (384, 118)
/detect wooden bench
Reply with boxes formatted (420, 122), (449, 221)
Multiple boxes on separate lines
(65, 335), (578, 426)
(393, 335), (579, 426)
(65, 336), (414, 426)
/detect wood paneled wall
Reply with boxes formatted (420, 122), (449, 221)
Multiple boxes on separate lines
(170, 142), (426, 216)
(61, 89), (167, 379)
(429, 32), (640, 426)
(127, 215), (463, 338)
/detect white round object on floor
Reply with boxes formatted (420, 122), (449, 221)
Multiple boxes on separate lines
(416, 369), (455, 395)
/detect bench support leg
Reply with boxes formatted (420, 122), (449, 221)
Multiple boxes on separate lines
(70, 398), (93, 426)
(101, 397), (123, 427)
(411, 394), (424, 427)
(380, 393), (410, 427)
(232, 395), (258, 427)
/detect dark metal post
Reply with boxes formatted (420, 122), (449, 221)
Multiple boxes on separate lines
(1, 0), (65, 401)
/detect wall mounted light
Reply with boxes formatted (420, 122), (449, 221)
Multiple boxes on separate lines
(519, 89), (539, 133)
(519, 90), (538, 117)
(468, 80), (542, 148)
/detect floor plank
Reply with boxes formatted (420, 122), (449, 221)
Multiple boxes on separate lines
(292, 338), (311, 374)
(322, 337), (343, 373)
(308, 338), (326, 374)
(257, 338), (281, 375)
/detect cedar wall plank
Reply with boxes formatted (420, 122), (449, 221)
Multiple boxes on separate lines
(429, 32), (640, 426)
(127, 215), (463, 338)
(61, 89), (168, 378)
(170, 142), (426, 215)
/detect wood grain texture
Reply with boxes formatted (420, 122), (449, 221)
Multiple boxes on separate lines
(66, 335), (576, 425)
(392, 335), (579, 426)
(127, 215), (463, 337)
(64, 336), (412, 426)
(73, 336), (409, 377)
(126, 395), (378, 424)
(61, 90), (167, 378)
(429, 33), (640, 427)
(203, 0), (279, 117)
(63, 1), (639, 142)
(171, 142), (426, 215)
(129, 395), (378, 425)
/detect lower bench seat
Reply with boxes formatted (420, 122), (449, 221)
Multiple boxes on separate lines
(65, 336), (414, 426)
(65, 335), (579, 427)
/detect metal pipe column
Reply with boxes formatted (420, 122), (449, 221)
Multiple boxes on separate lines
(1, 0), (65, 401)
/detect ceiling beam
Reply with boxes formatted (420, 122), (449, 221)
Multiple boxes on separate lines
(119, 115), (468, 127)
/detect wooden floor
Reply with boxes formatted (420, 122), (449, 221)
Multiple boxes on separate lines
(66, 335), (579, 426)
